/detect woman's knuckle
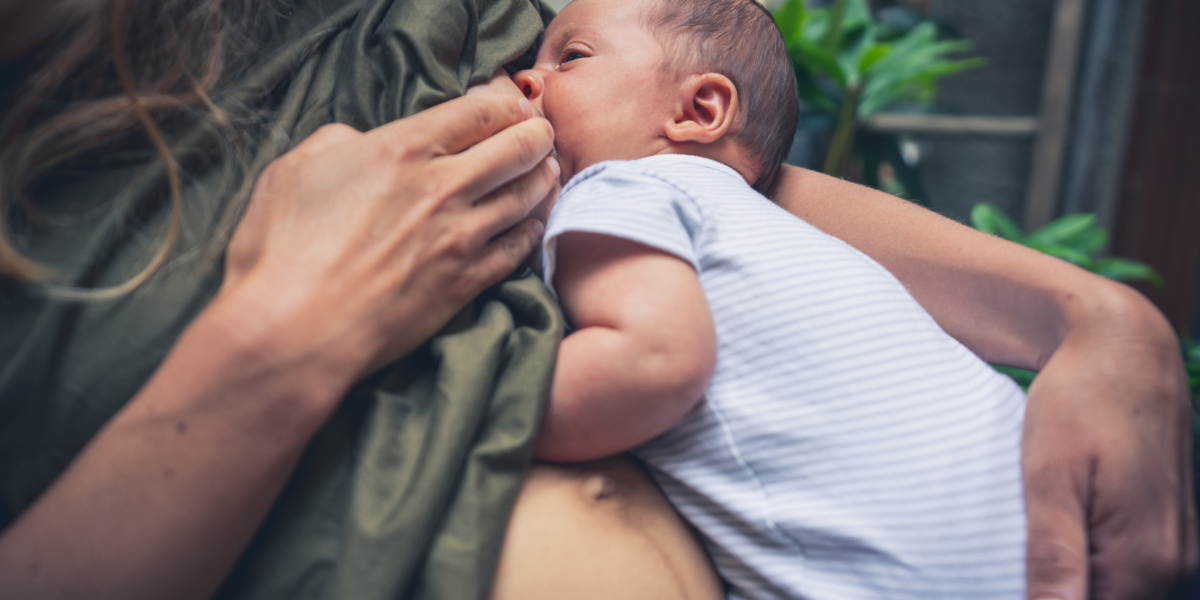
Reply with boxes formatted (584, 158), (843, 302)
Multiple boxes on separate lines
(441, 225), (475, 257)
(1027, 540), (1083, 583)
(497, 233), (526, 267)
(380, 134), (418, 163)
(1142, 546), (1185, 584)
(314, 122), (349, 138)
(535, 116), (554, 141)
(468, 97), (499, 132)
(419, 166), (458, 202)
(510, 128), (537, 164)
(255, 162), (286, 193)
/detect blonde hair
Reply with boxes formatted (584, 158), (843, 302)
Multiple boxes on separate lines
(0, 0), (251, 300)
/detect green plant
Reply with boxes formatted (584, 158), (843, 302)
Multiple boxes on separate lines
(970, 203), (1164, 288)
(969, 203), (1167, 390)
(1187, 338), (1200, 400)
(1182, 337), (1200, 466)
(772, 0), (984, 177)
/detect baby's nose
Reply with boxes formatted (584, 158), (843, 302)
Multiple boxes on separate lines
(511, 69), (545, 102)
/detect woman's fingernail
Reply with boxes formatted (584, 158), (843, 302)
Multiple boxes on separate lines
(532, 219), (545, 237)
(519, 97), (532, 119)
(546, 156), (561, 179)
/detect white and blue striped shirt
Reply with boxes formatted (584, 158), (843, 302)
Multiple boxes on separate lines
(542, 155), (1027, 600)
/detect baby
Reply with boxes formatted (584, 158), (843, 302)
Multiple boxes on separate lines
(514, 0), (1027, 598)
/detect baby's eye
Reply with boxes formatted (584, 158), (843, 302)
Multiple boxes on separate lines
(561, 52), (586, 64)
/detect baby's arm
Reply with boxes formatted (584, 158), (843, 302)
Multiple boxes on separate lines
(534, 232), (717, 462)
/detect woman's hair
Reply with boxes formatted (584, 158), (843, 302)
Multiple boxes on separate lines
(642, 0), (799, 193)
(0, 0), (254, 300)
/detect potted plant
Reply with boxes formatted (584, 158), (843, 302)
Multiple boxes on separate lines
(772, 0), (983, 185)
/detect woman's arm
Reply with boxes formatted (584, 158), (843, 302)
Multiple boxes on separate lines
(771, 164), (1198, 600)
(536, 233), (717, 462)
(0, 94), (558, 600)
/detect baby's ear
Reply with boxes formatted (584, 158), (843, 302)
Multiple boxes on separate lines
(665, 73), (738, 144)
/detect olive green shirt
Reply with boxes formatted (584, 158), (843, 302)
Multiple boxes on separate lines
(0, 1), (561, 598)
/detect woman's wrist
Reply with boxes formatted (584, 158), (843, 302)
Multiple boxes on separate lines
(147, 278), (367, 439)
(0, 280), (357, 600)
(1051, 277), (1180, 369)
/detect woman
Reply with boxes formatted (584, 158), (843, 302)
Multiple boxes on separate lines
(0, 1), (1193, 599)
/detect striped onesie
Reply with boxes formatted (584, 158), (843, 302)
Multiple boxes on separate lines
(541, 154), (1027, 600)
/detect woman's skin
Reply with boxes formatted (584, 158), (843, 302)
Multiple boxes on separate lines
(475, 67), (1197, 599)
(0, 8), (1195, 599)
(0, 94), (559, 600)
(492, 163), (1200, 600)
(490, 456), (724, 600)
(773, 165), (1197, 600)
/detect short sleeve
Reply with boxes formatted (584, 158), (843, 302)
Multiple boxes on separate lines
(541, 161), (705, 294)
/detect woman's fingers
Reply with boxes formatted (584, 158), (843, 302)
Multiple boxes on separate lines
(474, 218), (546, 284)
(1022, 433), (1089, 600)
(442, 114), (554, 203)
(376, 93), (534, 159)
(223, 91), (559, 378)
(1023, 329), (1198, 600)
(471, 157), (559, 240)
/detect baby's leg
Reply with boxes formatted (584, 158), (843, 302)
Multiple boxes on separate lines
(490, 455), (723, 600)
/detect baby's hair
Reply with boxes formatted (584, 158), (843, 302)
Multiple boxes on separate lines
(642, 0), (798, 193)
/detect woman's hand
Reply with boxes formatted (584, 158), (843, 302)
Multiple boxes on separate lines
(0, 93), (558, 600)
(221, 93), (559, 388)
(771, 165), (1198, 600)
(1022, 288), (1195, 600)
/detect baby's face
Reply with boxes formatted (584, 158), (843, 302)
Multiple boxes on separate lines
(513, 0), (677, 184)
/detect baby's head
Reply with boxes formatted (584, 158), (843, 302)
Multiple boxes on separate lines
(514, 0), (798, 192)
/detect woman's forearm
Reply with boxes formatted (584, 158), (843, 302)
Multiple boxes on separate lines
(771, 164), (1197, 599)
(0, 292), (351, 600)
(769, 165), (1185, 395)
(771, 164), (1081, 368)
(0, 93), (557, 600)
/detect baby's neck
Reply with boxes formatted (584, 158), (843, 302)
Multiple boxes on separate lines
(654, 138), (757, 187)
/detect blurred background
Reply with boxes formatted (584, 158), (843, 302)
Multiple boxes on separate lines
(543, 0), (1200, 339)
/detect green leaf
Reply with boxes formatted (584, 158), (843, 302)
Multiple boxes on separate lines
(793, 40), (846, 85)
(1092, 258), (1165, 288)
(859, 44), (891, 72)
(841, 0), (874, 29)
(837, 25), (877, 85)
(819, 0), (847, 50)
(1024, 242), (1098, 267)
(803, 8), (832, 43)
(970, 203), (1024, 241)
(1068, 227), (1108, 257)
(991, 365), (1036, 390)
(1024, 214), (1098, 247)
(1194, 413), (1200, 465)
(773, 0), (807, 45)
(1024, 242), (1094, 269)
(794, 67), (839, 113)
(858, 26), (984, 117)
(818, 0), (873, 50)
